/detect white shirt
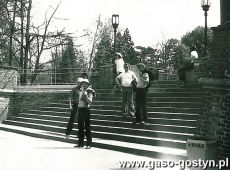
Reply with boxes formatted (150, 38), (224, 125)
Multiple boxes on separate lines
(115, 58), (125, 73)
(117, 70), (136, 87)
(190, 51), (198, 63)
(78, 88), (93, 108)
(136, 72), (149, 88)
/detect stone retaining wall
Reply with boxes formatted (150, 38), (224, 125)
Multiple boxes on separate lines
(0, 66), (18, 89)
(0, 86), (73, 123)
(197, 78), (230, 160)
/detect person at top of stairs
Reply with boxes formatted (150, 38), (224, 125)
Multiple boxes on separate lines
(114, 52), (125, 75)
(134, 62), (150, 125)
(178, 45), (198, 87)
(75, 78), (95, 149)
(115, 63), (137, 118)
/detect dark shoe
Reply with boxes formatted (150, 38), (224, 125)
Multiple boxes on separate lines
(85, 145), (91, 149)
(180, 81), (185, 87)
(141, 121), (146, 124)
(74, 144), (84, 148)
(143, 117), (148, 123)
(129, 112), (135, 118)
(122, 113), (128, 119)
(133, 121), (141, 125)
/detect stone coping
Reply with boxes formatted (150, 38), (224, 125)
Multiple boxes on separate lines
(211, 25), (230, 31)
(0, 65), (18, 70)
(0, 85), (77, 93)
(198, 78), (230, 91)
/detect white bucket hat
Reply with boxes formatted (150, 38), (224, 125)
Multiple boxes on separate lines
(115, 52), (122, 58)
(81, 78), (90, 85)
(77, 78), (84, 83)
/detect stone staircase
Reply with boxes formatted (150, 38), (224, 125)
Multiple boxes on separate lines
(0, 80), (206, 161)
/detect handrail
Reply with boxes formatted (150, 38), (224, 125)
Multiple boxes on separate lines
(5, 66), (179, 86)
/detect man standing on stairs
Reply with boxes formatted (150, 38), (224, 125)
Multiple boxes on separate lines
(65, 77), (83, 139)
(75, 78), (95, 149)
(134, 63), (149, 124)
(115, 63), (137, 118)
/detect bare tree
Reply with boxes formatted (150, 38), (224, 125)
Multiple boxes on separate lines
(8, 0), (18, 66)
(88, 15), (103, 71)
(1, 0), (88, 85)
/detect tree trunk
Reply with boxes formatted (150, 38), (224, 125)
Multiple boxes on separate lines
(23, 0), (32, 85)
(9, 0), (17, 66)
(20, 0), (24, 84)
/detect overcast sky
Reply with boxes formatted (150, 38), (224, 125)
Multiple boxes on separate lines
(32, 0), (220, 48)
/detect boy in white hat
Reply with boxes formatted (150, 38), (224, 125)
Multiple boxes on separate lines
(75, 78), (95, 149)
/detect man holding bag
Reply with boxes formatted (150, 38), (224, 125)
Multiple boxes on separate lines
(75, 79), (95, 149)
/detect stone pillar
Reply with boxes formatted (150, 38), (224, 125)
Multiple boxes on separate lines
(194, 1), (230, 163)
(197, 78), (230, 161)
(0, 66), (18, 123)
(208, 26), (230, 78)
(0, 66), (18, 89)
(220, 0), (230, 25)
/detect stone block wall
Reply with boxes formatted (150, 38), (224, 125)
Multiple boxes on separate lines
(91, 64), (114, 89)
(217, 91), (230, 160)
(0, 66), (18, 122)
(194, 24), (230, 163)
(0, 91), (15, 123)
(0, 86), (72, 123)
(209, 26), (230, 78)
(0, 66), (18, 89)
(196, 26), (230, 79)
(197, 78), (230, 160)
(12, 92), (69, 115)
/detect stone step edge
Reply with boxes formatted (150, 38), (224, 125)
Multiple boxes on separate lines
(17, 113), (198, 122)
(11, 115), (195, 136)
(4, 119), (187, 143)
(0, 124), (187, 161)
(26, 109), (200, 116)
(37, 107), (201, 111)
(20, 111), (199, 120)
(49, 102), (203, 105)
(14, 114), (198, 128)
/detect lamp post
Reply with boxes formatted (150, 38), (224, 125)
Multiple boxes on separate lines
(201, 0), (211, 57)
(112, 14), (119, 62)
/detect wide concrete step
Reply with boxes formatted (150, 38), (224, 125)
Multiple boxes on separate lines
(8, 115), (196, 135)
(92, 115), (197, 127)
(55, 100), (203, 109)
(91, 107), (200, 114)
(92, 117), (195, 134)
(14, 112), (197, 130)
(94, 88), (204, 94)
(3, 120), (186, 150)
(18, 112), (195, 134)
(60, 96), (202, 103)
(7, 116), (194, 139)
(49, 101), (203, 108)
(97, 92), (206, 98)
(94, 97), (203, 102)
(91, 104), (202, 111)
(148, 88), (205, 93)
(150, 84), (201, 88)
(31, 105), (200, 118)
(91, 111), (198, 121)
(0, 124), (186, 161)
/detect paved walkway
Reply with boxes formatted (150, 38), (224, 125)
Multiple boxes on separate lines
(0, 130), (182, 170)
